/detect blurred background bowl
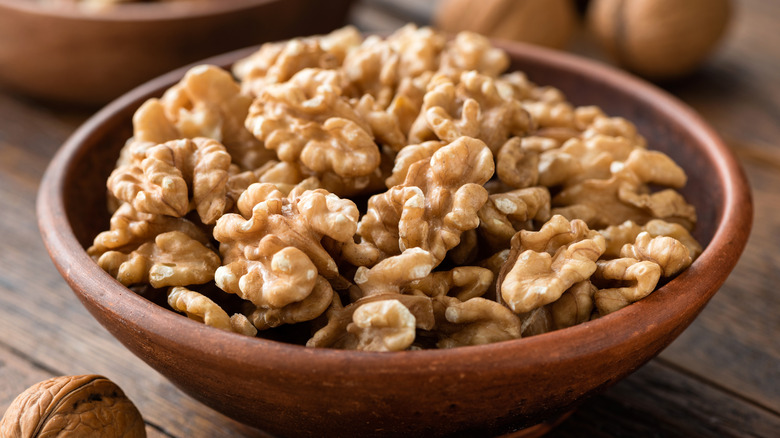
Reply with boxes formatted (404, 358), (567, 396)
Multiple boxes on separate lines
(0, 0), (353, 106)
(36, 40), (751, 437)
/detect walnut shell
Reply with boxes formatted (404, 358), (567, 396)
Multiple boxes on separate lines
(0, 375), (146, 438)
(434, 0), (578, 49)
(587, 0), (731, 79)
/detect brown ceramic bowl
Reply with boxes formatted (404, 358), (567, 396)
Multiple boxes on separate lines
(37, 40), (752, 437)
(0, 0), (352, 106)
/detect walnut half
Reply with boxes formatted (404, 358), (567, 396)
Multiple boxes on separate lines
(0, 375), (146, 437)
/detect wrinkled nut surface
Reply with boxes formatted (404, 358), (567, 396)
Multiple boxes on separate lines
(0, 375), (145, 438)
(91, 24), (702, 349)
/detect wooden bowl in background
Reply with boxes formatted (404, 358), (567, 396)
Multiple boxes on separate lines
(0, 0), (353, 106)
(36, 40), (752, 437)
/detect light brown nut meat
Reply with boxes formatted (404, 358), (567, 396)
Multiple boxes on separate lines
(347, 299), (417, 351)
(518, 307), (554, 337)
(233, 26), (360, 96)
(500, 215), (606, 314)
(245, 68), (382, 179)
(538, 135), (637, 188)
(620, 232), (693, 277)
(550, 280), (597, 330)
(598, 219), (702, 259)
(98, 230), (220, 289)
(108, 138), (231, 224)
(409, 72), (533, 154)
(307, 293), (435, 349)
(478, 186), (551, 249)
(552, 148), (696, 230)
(385, 140), (445, 188)
(0, 375), (145, 438)
(130, 65), (274, 171)
(245, 276), (334, 330)
(439, 31), (509, 77)
(434, 295), (522, 348)
(496, 136), (540, 189)
(408, 266), (494, 301)
(354, 248), (437, 297)
(358, 136), (494, 264)
(342, 25), (443, 109)
(582, 114), (647, 147)
(213, 183), (358, 309)
(88, 203), (209, 258)
(167, 286), (257, 336)
(593, 257), (662, 315)
(352, 93), (407, 152)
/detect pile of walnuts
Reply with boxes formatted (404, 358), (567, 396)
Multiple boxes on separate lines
(89, 25), (701, 351)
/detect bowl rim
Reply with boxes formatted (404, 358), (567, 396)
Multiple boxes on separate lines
(37, 39), (753, 372)
(0, 0), (279, 22)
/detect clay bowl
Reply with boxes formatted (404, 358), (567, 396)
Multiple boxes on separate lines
(37, 40), (752, 437)
(0, 0), (352, 106)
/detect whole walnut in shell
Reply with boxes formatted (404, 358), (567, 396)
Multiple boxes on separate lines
(0, 375), (145, 437)
(435, 0), (578, 49)
(587, 0), (731, 79)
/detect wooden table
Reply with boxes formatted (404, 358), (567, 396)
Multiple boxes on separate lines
(1, 0), (777, 436)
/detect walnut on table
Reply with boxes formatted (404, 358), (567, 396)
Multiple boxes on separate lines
(0, 375), (145, 438)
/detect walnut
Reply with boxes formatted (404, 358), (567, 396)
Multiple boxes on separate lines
(356, 136), (494, 264)
(588, 0), (731, 80)
(408, 266), (494, 301)
(213, 183), (357, 316)
(233, 26), (361, 96)
(342, 25), (444, 108)
(167, 286), (257, 336)
(434, 295), (522, 348)
(599, 219), (702, 260)
(348, 299), (418, 351)
(495, 136), (540, 189)
(592, 258), (662, 315)
(435, 0), (578, 49)
(97, 230), (220, 289)
(552, 148), (696, 229)
(620, 232), (693, 277)
(477, 187), (551, 249)
(409, 71), (533, 154)
(550, 280), (597, 330)
(538, 135), (637, 188)
(87, 203), (209, 259)
(245, 68), (383, 183)
(244, 276), (334, 330)
(500, 215), (606, 314)
(353, 248), (437, 298)
(439, 31), (509, 78)
(307, 293), (435, 350)
(0, 375), (145, 438)
(108, 137), (231, 224)
(129, 65), (274, 171)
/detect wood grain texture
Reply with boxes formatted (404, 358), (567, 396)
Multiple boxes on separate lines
(0, 0), (778, 436)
